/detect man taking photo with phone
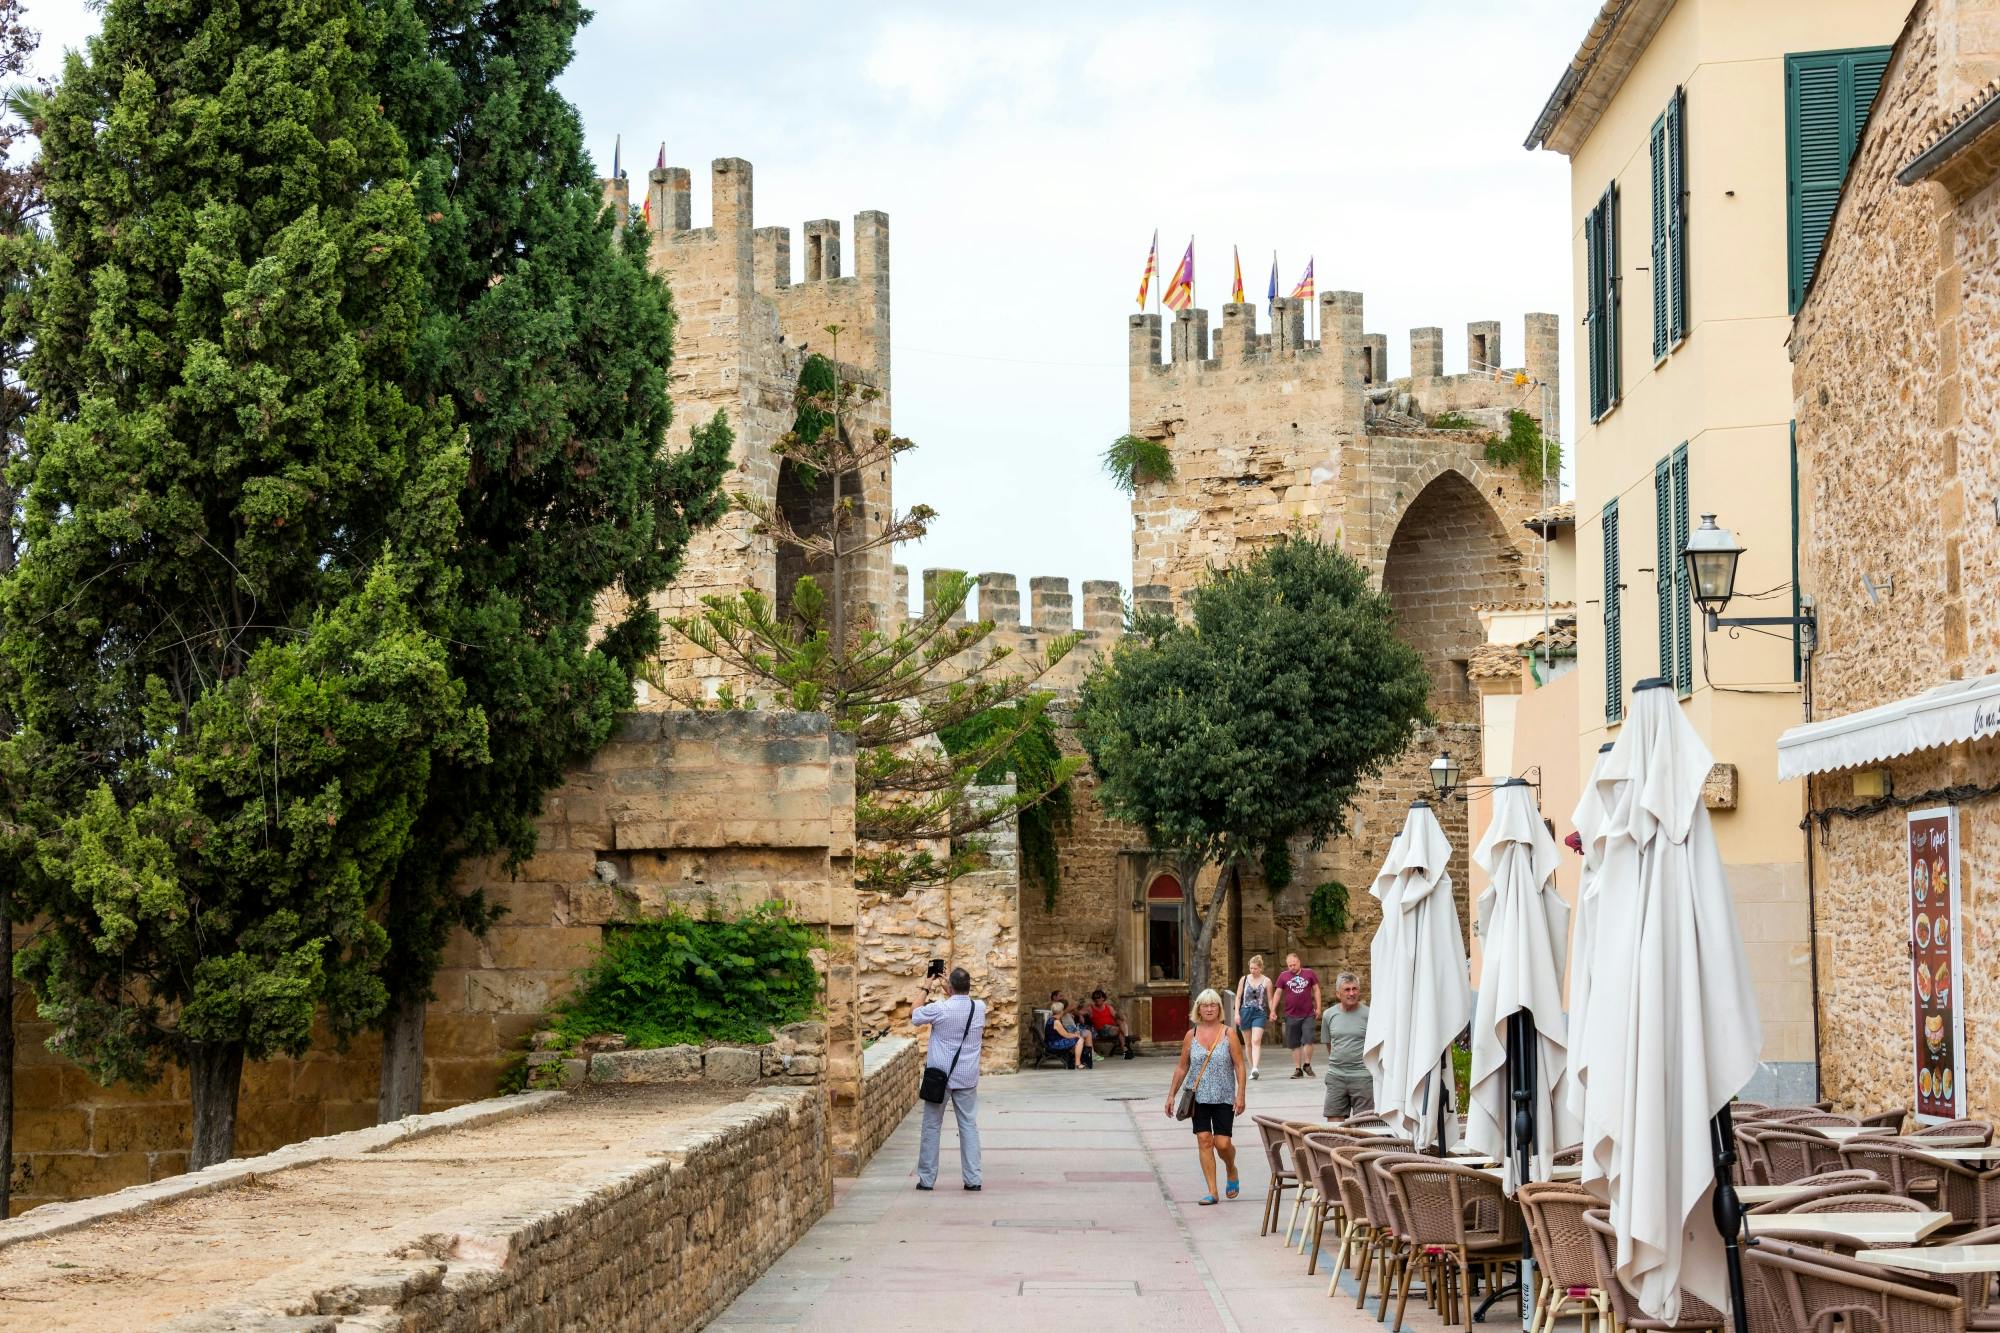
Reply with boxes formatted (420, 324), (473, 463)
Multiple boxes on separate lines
(911, 961), (985, 1191)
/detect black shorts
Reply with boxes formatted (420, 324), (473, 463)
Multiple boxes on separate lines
(1190, 1101), (1235, 1138)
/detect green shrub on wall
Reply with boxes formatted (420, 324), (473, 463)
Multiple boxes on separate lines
(1308, 880), (1350, 937)
(550, 903), (821, 1051)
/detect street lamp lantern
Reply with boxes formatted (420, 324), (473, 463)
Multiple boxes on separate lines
(1683, 513), (1745, 630)
(1429, 750), (1461, 798)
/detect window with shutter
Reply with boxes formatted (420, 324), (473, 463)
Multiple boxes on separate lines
(1585, 209), (1605, 421)
(1651, 114), (1669, 360)
(1604, 182), (1622, 407)
(1790, 421), (1803, 683)
(1671, 443), (1691, 695)
(1604, 500), (1623, 723)
(1667, 88), (1688, 344)
(1586, 183), (1622, 420)
(1655, 459), (1673, 682)
(1787, 47), (1891, 312)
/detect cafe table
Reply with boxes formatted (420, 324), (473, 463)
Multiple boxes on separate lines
(1735, 1184), (1807, 1205)
(1852, 1245), (2000, 1275)
(1472, 1163), (1584, 1183)
(1814, 1126), (1986, 1148)
(1909, 1145), (2000, 1164)
(1743, 1211), (1954, 1246)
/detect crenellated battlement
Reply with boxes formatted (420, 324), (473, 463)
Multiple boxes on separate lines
(889, 567), (1128, 694)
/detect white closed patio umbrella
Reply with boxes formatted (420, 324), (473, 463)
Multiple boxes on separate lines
(1577, 679), (1760, 1328)
(1562, 740), (1618, 1128)
(1467, 778), (1576, 1194)
(1363, 799), (1469, 1152)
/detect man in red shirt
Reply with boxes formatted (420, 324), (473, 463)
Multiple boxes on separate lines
(1086, 989), (1136, 1059)
(1275, 952), (1322, 1079)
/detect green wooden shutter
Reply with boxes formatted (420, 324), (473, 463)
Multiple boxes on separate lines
(1605, 182), (1622, 406)
(1787, 47), (1892, 312)
(1604, 500), (1623, 723)
(1585, 208), (1604, 421)
(1668, 87), (1688, 344)
(1790, 420), (1803, 682)
(1672, 442), (1691, 695)
(1651, 114), (1669, 360)
(1655, 457), (1674, 679)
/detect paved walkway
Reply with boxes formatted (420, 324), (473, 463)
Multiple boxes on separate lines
(711, 1055), (1517, 1333)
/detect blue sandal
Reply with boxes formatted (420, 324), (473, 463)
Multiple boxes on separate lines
(1225, 1178), (1240, 1199)
(1197, 1193), (1219, 1206)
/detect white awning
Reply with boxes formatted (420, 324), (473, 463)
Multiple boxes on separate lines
(1776, 675), (2000, 781)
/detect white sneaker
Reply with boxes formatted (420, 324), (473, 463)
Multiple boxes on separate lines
(1249, 1068), (1259, 1080)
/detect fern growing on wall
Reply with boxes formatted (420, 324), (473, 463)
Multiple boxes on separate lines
(1309, 880), (1350, 937)
(1102, 434), (1175, 493)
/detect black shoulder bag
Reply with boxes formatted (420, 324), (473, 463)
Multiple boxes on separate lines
(920, 1001), (977, 1104)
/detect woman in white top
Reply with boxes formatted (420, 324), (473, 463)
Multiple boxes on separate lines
(1233, 955), (1275, 1081)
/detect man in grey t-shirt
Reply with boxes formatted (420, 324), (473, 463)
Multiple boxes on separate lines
(1321, 971), (1373, 1118)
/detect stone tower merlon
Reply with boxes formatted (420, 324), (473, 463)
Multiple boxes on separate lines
(1411, 326), (1445, 381)
(1467, 320), (1502, 372)
(1361, 334), (1388, 386)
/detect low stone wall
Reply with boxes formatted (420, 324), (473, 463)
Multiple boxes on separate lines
(552, 1021), (829, 1091)
(855, 1036), (921, 1170)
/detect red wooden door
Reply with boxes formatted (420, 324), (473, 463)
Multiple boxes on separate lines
(1152, 993), (1189, 1041)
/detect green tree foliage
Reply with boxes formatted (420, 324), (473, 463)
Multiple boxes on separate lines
(1101, 433), (1174, 494)
(534, 904), (820, 1057)
(1, 0), (483, 1167)
(0, 0), (46, 1222)
(1309, 880), (1351, 938)
(941, 699), (1072, 908)
(1483, 408), (1559, 488)
(673, 348), (1079, 894)
(366, 0), (729, 1115)
(1075, 535), (1430, 998)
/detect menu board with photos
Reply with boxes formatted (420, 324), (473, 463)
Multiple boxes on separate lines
(1909, 807), (1966, 1122)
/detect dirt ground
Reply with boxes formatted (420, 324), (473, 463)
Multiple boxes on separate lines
(0, 1085), (742, 1331)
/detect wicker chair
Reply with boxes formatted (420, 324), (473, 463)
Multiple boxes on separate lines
(1788, 1192), (1929, 1214)
(1388, 1159), (1521, 1333)
(1759, 1107), (1828, 1123)
(1368, 1150), (1443, 1322)
(1732, 1100), (1772, 1117)
(1914, 1120), (1997, 1147)
(1298, 1132), (1343, 1271)
(1553, 1142), (1584, 1166)
(1788, 1112), (1863, 1129)
(1754, 1126), (1847, 1183)
(1862, 1109), (1909, 1133)
(1252, 1115), (1298, 1238)
(1580, 1209), (1728, 1330)
(1517, 1182), (1609, 1333)
(1745, 1233), (1967, 1331)
(1350, 1148), (1406, 1312)
(1843, 1139), (1946, 1206)
(1281, 1121), (1322, 1246)
(1734, 1124), (1773, 1185)
(1326, 1147), (1381, 1297)
(1747, 1177), (1893, 1213)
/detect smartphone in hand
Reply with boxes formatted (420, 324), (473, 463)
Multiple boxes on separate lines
(927, 958), (945, 979)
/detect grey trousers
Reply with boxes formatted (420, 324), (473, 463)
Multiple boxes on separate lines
(1323, 1070), (1374, 1119)
(917, 1087), (982, 1187)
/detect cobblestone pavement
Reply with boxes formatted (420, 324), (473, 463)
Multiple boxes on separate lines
(709, 1055), (1533, 1333)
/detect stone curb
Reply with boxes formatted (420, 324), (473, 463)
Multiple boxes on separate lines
(0, 1091), (564, 1254)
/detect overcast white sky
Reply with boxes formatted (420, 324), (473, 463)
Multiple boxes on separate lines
(31, 0), (1599, 606)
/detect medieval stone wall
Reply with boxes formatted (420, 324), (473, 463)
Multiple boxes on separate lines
(1790, 0), (2000, 1120)
(9, 711), (862, 1213)
(856, 1035), (922, 1171)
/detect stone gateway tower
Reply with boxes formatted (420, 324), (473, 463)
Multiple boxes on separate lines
(1101, 294), (1562, 1028)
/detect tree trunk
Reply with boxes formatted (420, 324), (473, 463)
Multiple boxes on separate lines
(377, 994), (426, 1122)
(1184, 857), (1237, 1003)
(187, 1042), (245, 1171)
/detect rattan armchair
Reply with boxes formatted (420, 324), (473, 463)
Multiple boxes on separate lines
(1350, 1147), (1405, 1313)
(1517, 1182), (1609, 1333)
(1863, 1110), (1910, 1133)
(1580, 1209), (1728, 1330)
(1389, 1159), (1521, 1333)
(1913, 1120), (1996, 1147)
(1745, 1233), (1968, 1331)
(1842, 1140), (1946, 1206)
(1367, 1150), (1442, 1323)
(1297, 1132), (1342, 1270)
(1281, 1121), (1321, 1246)
(1252, 1114), (1297, 1238)
(1747, 1177), (1893, 1214)
(1754, 1126), (1848, 1182)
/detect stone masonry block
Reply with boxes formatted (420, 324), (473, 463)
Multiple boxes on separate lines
(590, 1046), (703, 1083)
(704, 1047), (764, 1086)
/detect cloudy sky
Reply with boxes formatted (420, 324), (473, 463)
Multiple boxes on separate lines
(30, 0), (1600, 606)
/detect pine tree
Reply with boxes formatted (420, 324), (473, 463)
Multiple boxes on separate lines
(368, 0), (729, 1115)
(2, 0), (481, 1167)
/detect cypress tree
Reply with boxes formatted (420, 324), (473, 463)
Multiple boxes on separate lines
(2, 0), (481, 1166)
(369, 0), (729, 1115)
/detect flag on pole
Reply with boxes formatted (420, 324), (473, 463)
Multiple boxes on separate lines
(642, 192), (651, 226)
(1291, 257), (1315, 301)
(1163, 238), (1194, 311)
(1268, 252), (1279, 310)
(1136, 230), (1158, 309)
(655, 142), (666, 171)
(1232, 246), (1244, 304)
(613, 134), (624, 180)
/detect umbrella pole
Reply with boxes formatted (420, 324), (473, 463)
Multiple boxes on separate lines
(1476, 1010), (1538, 1327)
(1432, 1054), (1449, 1157)
(1709, 1104), (1751, 1333)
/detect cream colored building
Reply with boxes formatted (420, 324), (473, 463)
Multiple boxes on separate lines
(1527, 0), (1906, 1101)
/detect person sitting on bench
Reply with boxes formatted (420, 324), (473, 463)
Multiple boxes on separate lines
(1045, 1000), (1094, 1069)
(1086, 990), (1136, 1059)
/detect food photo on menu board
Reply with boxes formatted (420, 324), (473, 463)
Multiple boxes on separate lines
(1910, 808), (1965, 1121)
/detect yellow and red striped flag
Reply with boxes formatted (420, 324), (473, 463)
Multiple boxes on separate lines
(1291, 257), (1315, 302)
(1232, 246), (1244, 304)
(1136, 230), (1158, 309)
(1163, 238), (1194, 311)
